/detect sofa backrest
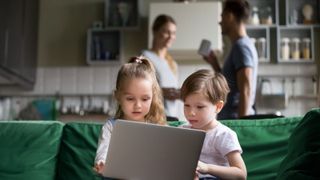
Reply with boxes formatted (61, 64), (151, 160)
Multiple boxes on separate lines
(0, 121), (64, 180)
(0, 116), (303, 180)
(56, 122), (102, 180)
(56, 117), (302, 180)
(222, 117), (302, 180)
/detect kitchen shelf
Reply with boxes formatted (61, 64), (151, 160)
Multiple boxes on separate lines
(246, 0), (277, 63)
(247, 27), (270, 63)
(277, 26), (314, 63)
(86, 29), (122, 65)
(247, 0), (278, 26)
(104, 0), (140, 29)
(246, 25), (277, 29)
(86, 0), (140, 66)
(285, 0), (320, 26)
(289, 94), (318, 100)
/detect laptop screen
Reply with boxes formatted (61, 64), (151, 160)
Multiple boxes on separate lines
(102, 120), (205, 180)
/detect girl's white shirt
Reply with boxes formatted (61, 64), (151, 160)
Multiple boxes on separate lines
(94, 119), (114, 164)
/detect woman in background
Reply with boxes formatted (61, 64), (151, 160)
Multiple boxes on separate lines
(142, 14), (180, 120)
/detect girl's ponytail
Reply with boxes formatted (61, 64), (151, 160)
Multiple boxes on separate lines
(128, 56), (157, 75)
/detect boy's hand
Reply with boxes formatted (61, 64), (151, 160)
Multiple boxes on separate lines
(93, 162), (105, 175)
(196, 161), (209, 174)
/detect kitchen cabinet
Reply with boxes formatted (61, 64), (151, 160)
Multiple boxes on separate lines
(249, 0), (320, 114)
(247, 0), (319, 63)
(149, 2), (222, 60)
(86, 0), (140, 65)
(0, 0), (39, 89)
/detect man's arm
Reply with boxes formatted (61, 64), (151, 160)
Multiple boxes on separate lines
(236, 67), (252, 117)
(203, 50), (222, 72)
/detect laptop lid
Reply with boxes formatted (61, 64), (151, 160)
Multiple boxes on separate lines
(102, 120), (205, 180)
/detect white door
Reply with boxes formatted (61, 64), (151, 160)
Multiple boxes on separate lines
(149, 2), (222, 60)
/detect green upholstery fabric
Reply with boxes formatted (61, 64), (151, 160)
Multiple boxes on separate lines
(277, 109), (320, 180)
(221, 117), (302, 180)
(0, 121), (63, 180)
(56, 122), (103, 180)
(0, 112), (312, 180)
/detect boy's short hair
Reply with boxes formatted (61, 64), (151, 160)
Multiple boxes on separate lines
(223, 0), (250, 23)
(181, 69), (230, 104)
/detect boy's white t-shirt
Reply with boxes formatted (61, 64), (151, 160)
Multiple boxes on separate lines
(184, 122), (242, 166)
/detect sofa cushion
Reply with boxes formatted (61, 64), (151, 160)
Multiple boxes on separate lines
(0, 121), (63, 180)
(56, 122), (103, 180)
(277, 108), (320, 180)
(221, 117), (302, 180)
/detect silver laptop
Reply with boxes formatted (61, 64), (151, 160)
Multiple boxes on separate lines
(102, 120), (206, 180)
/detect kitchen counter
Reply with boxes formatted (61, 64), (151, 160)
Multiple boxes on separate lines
(58, 114), (108, 123)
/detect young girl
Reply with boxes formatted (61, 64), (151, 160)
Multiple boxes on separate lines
(93, 56), (166, 177)
(180, 69), (247, 180)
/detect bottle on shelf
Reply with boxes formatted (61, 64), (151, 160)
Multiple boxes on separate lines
(256, 37), (266, 59)
(93, 36), (101, 60)
(250, 6), (260, 25)
(281, 38), (290, 60)
(290, 37), (300, 60)
(117, 2), (131, 26)
(301, 38), (311, 59)
(260, 6), (272, 25)
(290, 9), (298, 25)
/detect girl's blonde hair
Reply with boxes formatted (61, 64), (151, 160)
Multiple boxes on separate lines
(114, 56), (166, 125)
(181, 69), (230, 104)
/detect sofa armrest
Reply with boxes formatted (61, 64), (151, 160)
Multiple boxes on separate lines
(0, 121), (63, 180)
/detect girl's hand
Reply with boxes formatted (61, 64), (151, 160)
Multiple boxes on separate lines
(93, 162), (105, 175)
(196, 161), (209, 174)
(193, 170), (199, 180)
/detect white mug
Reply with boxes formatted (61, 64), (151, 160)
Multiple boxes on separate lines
(198, 39), (212, 57)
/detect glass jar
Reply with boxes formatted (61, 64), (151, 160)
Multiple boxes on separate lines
(260, 6), (272, 25)
(250, 6), (260, 25)
(290, 9), (298, 25)
(256, 37), (266, 59)
(250, 37), (256, 44)
(301, 38), (311, 59)
(290, 38), (300, 59)
(281, 38), (290, 60)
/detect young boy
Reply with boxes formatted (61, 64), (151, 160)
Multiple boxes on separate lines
(180, 69), (247, 180)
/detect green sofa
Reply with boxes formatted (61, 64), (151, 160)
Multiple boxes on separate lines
(0, 109), (319, 180)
